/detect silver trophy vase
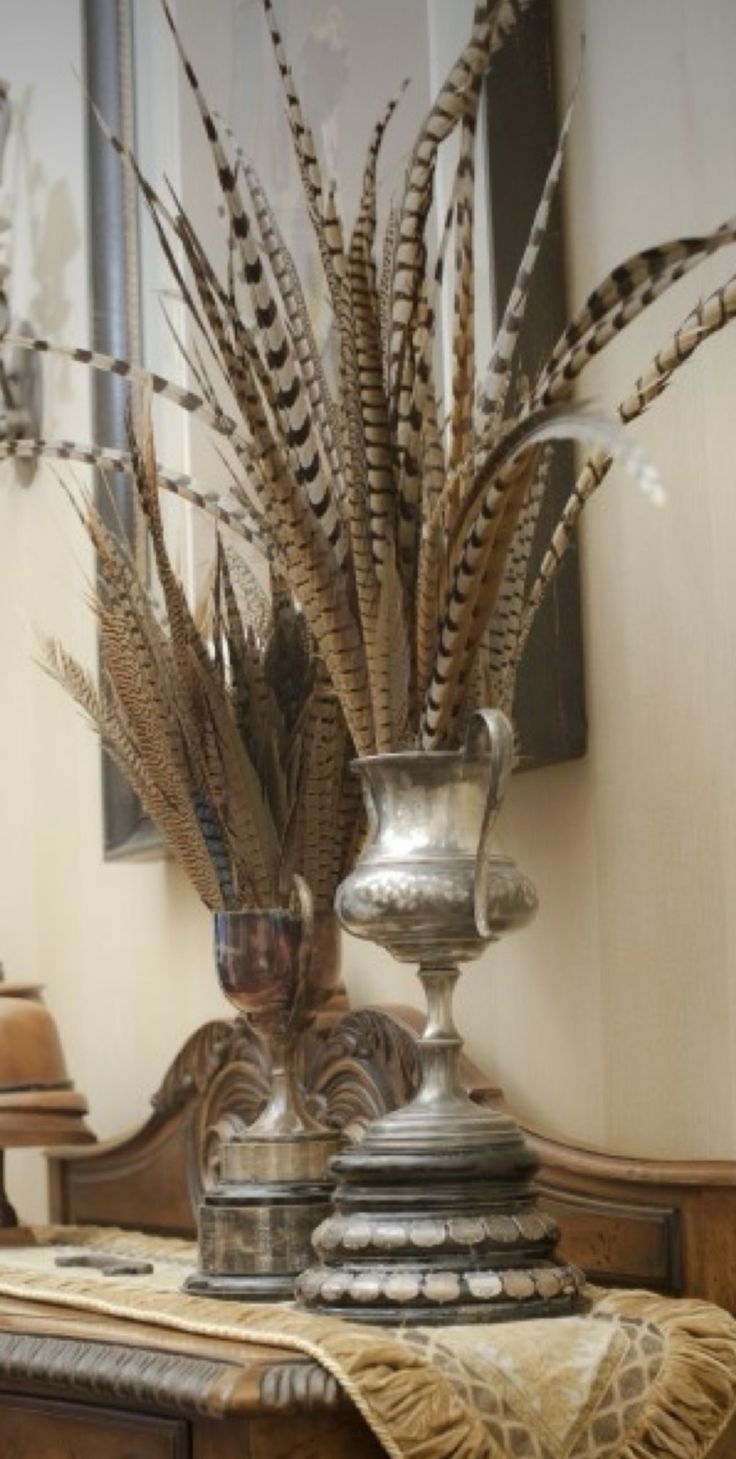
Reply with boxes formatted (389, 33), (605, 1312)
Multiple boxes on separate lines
(297, 710), (585, 1324)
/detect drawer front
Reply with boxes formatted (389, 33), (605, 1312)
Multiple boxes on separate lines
(538, 1188), (682, 1292)
(0, 1394), (189, 1459)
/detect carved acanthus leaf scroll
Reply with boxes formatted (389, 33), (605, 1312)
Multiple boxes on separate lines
(149, 1010), (423, 1192)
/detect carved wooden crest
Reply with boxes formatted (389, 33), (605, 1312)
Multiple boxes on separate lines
(150, 1009), (422, 1194)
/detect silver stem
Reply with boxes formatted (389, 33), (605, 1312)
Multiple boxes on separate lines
(249, 1034), (326, 1139)
(414, 963), (471, 1111)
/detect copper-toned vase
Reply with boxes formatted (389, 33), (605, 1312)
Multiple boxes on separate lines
(214, 895), (340, 1141)
(186, 881), (342, 1301)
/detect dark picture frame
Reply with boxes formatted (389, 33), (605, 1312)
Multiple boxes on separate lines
(83, 0), (160, 858)
(486, 0), (586, 768)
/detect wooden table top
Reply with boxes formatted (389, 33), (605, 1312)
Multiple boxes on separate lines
(0, 1291), (342, 1419)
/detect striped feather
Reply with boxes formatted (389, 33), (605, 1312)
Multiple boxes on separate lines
(485, 445), (551, 710)
(186, 643), (281, 904)
(536, 220), (736, 405)
(242, 160), (347, 523)
(282, 669), (347, 909)
(448, 115), (477, 471)
(347, 86), (406, 575)
(160, 204), (372, 747)
(421, 405), (661, 746)
(217, 547), (289, 834)
(42, 638), (227, 907)
(261, 0), (347, 299)
(372, 547), (411, 752)
(387, 1), (524, 420)
(512, 270), (736, 685)
(247, 12), (379, 669)
(2, 330), (256, 459)
(0, 435), (267, 547)
(158, 14), (346, 565)
(475, 85), (577, 428)
(223, 547), (271, 642)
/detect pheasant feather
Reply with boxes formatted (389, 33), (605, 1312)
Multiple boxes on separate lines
(18, 0), (736, 797)
(509, 269), (736, 693)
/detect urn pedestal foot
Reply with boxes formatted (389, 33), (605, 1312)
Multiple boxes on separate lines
(296, 1099), (585, 1324)
(297, 955), (585, 1324)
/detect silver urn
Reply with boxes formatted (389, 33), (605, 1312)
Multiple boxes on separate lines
(297, 710), (586, 1325)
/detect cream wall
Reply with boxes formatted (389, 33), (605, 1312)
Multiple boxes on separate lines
(0, 0), (221, 1220)
(1, 0), (736, 1222)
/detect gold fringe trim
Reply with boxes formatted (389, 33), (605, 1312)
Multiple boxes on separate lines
(0, 1264), (497, 1459)
(594, 1291), (736, 1459)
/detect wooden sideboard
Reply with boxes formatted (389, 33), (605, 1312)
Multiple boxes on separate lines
(0, 1291), (382, 1458)
(1, 1288), (734, 1459)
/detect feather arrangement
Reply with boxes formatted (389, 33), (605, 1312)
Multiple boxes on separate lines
(8, 0), (736, 763)
(42, 401), (353, 912)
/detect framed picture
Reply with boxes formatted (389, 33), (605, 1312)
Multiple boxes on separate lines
(83, 0), (157, 858)
(486, 0), (586, 769)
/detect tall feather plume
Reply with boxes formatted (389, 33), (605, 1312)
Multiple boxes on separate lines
(535, 220), (736, 407)
(281, 667), (347, 909)
(44, 401), (366, 915)
(448, 115), (477, 472)
(485, 446), (551, 712)
(260, 0), (347, 302)
(372, 547), (411, 752)
(242, 158), (346, 516)
(387, 1), (514, 419)
(217, 545), (289, 836)
(474, 84), (577, 429)
(421, 405), (663, 747)
(19, 0), (736, 808)
(348, 86), (406, 576)
(157, 13), (347, 569)
(42, 638), (227, 908)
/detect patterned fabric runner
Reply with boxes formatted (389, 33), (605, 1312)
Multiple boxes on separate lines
(0, 1226), (734, 1459)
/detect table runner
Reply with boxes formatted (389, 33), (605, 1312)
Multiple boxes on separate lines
(0, 1226), (734, 1459)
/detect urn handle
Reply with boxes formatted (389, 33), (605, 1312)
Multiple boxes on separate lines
(463, 709), (514, 939)
(287, 874), (315, 1037)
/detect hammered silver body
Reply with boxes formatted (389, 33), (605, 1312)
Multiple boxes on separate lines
(336, 752), (537, 966)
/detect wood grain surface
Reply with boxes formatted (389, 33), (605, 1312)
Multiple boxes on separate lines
(0, 1395), (188, 1458)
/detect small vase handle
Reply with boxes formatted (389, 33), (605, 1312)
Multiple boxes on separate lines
(287, 874), (315, 1037)
(463, 709), (514, 939)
